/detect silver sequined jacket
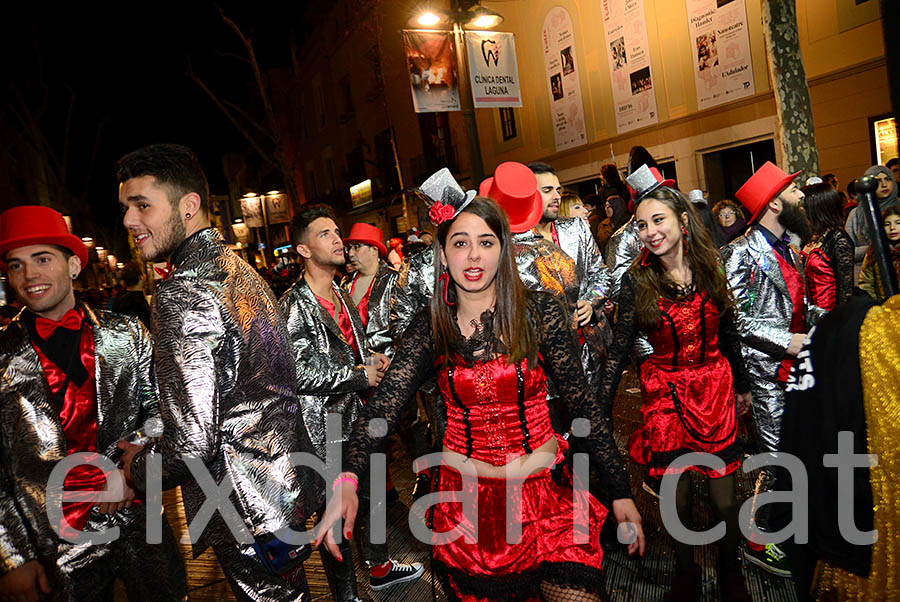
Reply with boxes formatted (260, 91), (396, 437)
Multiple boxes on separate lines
(0, 307), (158, 575)
(721, 227), (806, 383)
(388, 232), (610, 392)
(130, 229), (320, 552)
(280, 277), (369, 458)
(342, 261), (399, 358)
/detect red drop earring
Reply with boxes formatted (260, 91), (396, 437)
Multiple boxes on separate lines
(439, 271), (455, 306)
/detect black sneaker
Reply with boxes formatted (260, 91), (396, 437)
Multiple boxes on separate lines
(743, 542), (791, 577)
(642, 476), (661, 500)
(369, 560), (425, 591)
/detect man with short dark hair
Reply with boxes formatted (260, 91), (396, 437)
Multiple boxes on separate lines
(887, 157), (899, 183)
(280, 205), (422, 598)
(0, 205), (187, 601)
(116, 143), (321, 601)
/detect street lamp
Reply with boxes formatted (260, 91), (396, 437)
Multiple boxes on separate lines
(410, 1), (504, 186)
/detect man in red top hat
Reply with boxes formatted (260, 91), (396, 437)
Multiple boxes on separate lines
(0, 205), (187, 601)
(342, 222), (397, 358)
(721, 161), (810, 577)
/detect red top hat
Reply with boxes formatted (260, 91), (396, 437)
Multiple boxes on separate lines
(0, 205), (89, 271)
(343, 222), (388, 257)
(478, 162), (543, 233)
(735, 161), (801, 223)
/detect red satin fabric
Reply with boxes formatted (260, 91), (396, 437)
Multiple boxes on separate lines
(30, 310), (105, 537)
(630, 292), (739, 478)
(34, 308), (82, 339)
(775, 252), (806, 382)
(349, 274), (375, 327)
(431, 435), (607, 601)
(315, 292), (359, 358)
(805, 248), (837, 312)
(438, 358), (554, 467)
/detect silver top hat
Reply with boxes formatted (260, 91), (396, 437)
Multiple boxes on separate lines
(418, 168), (477, 225)
(625, 164), (675, 204)
(688, 189), (707, 205)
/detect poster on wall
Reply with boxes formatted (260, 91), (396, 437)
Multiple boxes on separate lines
(686, 0), (756, 110)
(240, 195), (263, 228)
(403, 30), (461, 113)
(542, 7), (588, 151)
(265, 194), (291, 224)
(465, 31), (522, 108)
(601, 0), (659, 133)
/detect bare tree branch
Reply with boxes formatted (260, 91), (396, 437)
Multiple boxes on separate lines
(188, 65), (279, 170)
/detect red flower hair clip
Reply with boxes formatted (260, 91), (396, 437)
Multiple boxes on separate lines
(428, 201), (457, 226)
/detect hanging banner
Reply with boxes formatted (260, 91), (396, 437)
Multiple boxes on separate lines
(240, 196), (263, 228)
(601, 0), (659, 134)
(542, 7), (588, 151)
(265, 194), (291, 224)
(403, 30), (461, 113)
(686, 0), (756, 110)
(465, 31), (522, 108)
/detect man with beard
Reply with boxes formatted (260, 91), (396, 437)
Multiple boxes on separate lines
(279, 206), (422, 599)
(526, 162), (612, 396)
(116, 144), (321, 602)
(721, 161), (809, 578)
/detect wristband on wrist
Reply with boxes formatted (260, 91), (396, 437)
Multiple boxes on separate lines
(332, 472), (359, 492)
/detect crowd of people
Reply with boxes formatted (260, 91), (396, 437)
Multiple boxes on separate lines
(0, 141), (897, 602)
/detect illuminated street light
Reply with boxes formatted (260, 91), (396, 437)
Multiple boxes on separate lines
(467, 6), (502, 29)
(417, 11), (443, 26)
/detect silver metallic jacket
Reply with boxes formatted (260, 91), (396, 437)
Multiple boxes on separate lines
(130, 229), (320, 552)
(721, 226), (806, 453)
(551, 217), (611, 300)
(280, 277), (369, 458)
(606, 216), (641, 302)
(604, 217), (654, 360)
(388, 232), (609, 391)
(0, 307), (158, 574)
(342, 261), (399, 358)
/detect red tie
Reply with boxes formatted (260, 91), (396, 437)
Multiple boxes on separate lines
(35, 308), (83, 339)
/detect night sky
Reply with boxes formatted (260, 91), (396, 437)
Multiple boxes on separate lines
(3, 2), (317, 251)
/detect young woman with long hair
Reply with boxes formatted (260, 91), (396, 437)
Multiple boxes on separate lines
(859, 205), (900, 300)
(596, 186), (753, 601)
(801, 183), (855, 323)
(316, 197), (644, 601)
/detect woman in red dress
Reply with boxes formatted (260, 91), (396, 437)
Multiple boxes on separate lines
(801, 183), (855, 324)
(317, 197), (644, 601)
(597, 185), (753, 601)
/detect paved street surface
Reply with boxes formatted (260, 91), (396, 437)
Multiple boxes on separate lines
(117, 368), (799, 601)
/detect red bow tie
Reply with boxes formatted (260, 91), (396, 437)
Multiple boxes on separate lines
(154, 264), (171, 279)
(35, 309), (83, 339)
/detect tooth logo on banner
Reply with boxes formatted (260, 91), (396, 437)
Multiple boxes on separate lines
(481, 39), (500, 67)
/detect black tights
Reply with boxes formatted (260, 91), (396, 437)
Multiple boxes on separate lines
(672, 472), (741, 572)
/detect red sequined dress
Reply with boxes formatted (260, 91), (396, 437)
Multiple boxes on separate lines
(345, 292), (632, 601)
(599, 273), (750, 478)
